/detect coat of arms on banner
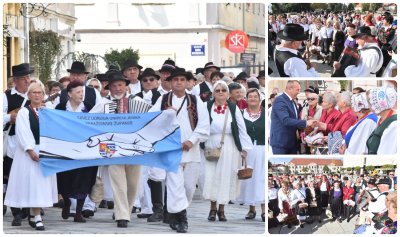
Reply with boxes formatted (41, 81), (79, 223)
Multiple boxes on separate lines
(99, 142), (116, 158)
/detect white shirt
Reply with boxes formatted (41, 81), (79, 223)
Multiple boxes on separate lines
(344, 116), (378, 155)
(320, 26), (334, 39)
(275, 45), (319, 77)
(66, 101), (86, 112)
(320, 182), (327, 191)
(157, 85), (170, 95)
(149, 93), (210, 163)
(129, 82), (141, 95)
(345, 42), (384, 77)
(142, 90), (153, 105)
(278, 188), (291, 210)
(191, 81), (212, 97)
(269, 188), (278, 201)
(377, 121), (397, 154)
(290, 189), (305, 207)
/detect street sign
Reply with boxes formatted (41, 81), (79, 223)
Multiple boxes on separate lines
(240, 53), (255, 64)
(191, 45), (205, 56)
(225, 30), (249, 53)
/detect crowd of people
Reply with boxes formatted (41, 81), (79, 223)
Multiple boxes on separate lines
(268, 171), (397, 234)
(3, 60), (266, 233)
(268, 9), (397, 77)
(267, 80), (397, 155)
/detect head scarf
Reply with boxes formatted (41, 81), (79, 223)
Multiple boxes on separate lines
(368, 87), (397, 114)
(351, 92), (369, 112)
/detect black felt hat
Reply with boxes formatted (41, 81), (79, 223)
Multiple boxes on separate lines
(139, 68), (160, 80)
(257, 70), (265, 79)
(166, 67), (190, 81)
(104, 70), (130, 89)
(159, 59), (176, 73)
(376, 178), (391, 186)
(121, 59), (143, 72)
(234, 71), (249, 82)
(277, 23), (308, 41)
(95, 73), (107, 82)
(67, 61), (89, 74)
(12, 63), (34, 77)
(202, 62), (220, 74)
(353, 26), (373, 39)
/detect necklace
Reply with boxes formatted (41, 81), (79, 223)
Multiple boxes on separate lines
(214, 103), (227, 114)
(247, 107), (261, 119)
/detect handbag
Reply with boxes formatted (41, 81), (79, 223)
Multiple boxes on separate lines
(89, 176), (104, 205)
(237, 157), (253, 180)
(204, 109), (229, 161)
(3, 126), (11, 157)
(276, 213), (288, 223)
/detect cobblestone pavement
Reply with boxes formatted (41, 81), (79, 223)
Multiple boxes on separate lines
(3, 197), (265, 234)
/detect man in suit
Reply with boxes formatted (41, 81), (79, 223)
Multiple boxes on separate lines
(270, 80), (316, 154)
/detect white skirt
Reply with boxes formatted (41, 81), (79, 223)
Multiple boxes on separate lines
(202, 134), (241, 204)
(236, 145), (265, 205)
(5, 145), (58, 207)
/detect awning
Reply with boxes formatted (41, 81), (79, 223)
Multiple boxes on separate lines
(5, 25), (26, 39)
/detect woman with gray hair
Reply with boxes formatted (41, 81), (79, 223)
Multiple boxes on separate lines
(86, 78), (102, 92)
(316, 92), (341, 136)
(318, 91), (357, 136)
(339, 92), (378, 154)
(202, 81), (252, 222)
(366, 87), (397, 154)
(4, 81), (58, 231)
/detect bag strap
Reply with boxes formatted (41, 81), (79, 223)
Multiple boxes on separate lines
(241, 156), (247, 168)
(220, 109), (229, 146)
(5, 98), (28, 135)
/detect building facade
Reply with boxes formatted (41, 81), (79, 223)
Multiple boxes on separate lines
(288, 158), (343, 174)
(73, 3), (265, 75)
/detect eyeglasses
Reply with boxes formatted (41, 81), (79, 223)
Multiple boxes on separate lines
(389, 173), (394, 175)
(307, 98), (317, 101)
(215, 89), (227, 93)
(143, 78), (155, 83)
(89, 85), (100, 89)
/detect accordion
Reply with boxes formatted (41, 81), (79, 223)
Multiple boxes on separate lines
(105, 95), (152, 114)
(331, 47), (360, 77)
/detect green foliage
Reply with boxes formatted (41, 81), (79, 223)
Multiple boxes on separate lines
(29, 30), (62, 82)
(104, 47), (140, 70)
(365, 165), (375, 172)
(369, 3), (383, 12)
(347, 3), (355, 11)
(323, 165), (330, 173)
(339, 80), (348, 90)
(354, 166), (361, 172)
(271, 3), (311, 14)
(362, 4), (370, 12)
(284, 165), (290, 174)
(346, 167), (352, 171)
(310, 3), (328, 11)
(382, 164), (395, 169)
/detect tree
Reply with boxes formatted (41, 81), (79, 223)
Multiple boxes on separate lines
(354, 166), (361, 173)
(369, 3), (383, 12)
(382, 164), (395, 170)
(323, 165), (330, 173)
(347, 3), (355, 11)
(362, 4), (370, 12)
(29, 30), (62, 83)
(268, 161), (272, 169)
(310, 3), (328, 11)
(365, 165), (375, 172)
(339, 80), (349, 90)
(104, 47), (140, 70)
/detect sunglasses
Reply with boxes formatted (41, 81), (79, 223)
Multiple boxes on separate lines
(307, 98), (317, 101)
(142, 78), (155, 83)
(215, 89), (227, 93)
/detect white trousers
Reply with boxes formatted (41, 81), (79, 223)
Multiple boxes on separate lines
(99, 166), (114, 201)
(166, 162), (200, 213)
(197, 150), (206, 195)
(137, 166), (153, 214)
(148, 167), (166, 182)
(69, 196), (96, 212)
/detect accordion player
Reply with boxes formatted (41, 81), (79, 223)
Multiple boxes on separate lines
(104, 94), (152, 114)
(331, 47), (360, 77)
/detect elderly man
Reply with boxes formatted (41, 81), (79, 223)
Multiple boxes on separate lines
(158, 59), (175, 95)
(135, 68), (161, 106)
(369, 178), (391, 229)
(121, 59), (143, 95)
(334, 26), (384, 77)
(3, 63), (33, 226)
(149, 67), (210, 233)
(274, 24), (319, 77)
(270, 80), (317, 154)
(192, 62), (220, 101)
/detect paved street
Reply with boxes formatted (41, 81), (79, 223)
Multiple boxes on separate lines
(268, 215), (358, 234)
(3, 191), (265, 234)
(268, 54), (333, 77)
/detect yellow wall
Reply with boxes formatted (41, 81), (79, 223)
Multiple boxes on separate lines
(3, 3), (23, 90)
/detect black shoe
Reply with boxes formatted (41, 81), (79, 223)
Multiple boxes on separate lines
(217, 211), (227, 222)
(35, 220), (45, 231)
(82, 210), (94, 218)
(287, 224), (292, 228)
(74, 213), (86, 223)
(3, 205), (6, 216)
(318, 219), (322, 223)
(117, 220), (128, 228)
(338, 219), (342, 223)
(28, 215), (36, 228)
(245, 211), (256, 220)
(347, 218), (350, 223)
(11, 214), (22, 226)
(147, 212), (163, 222)
(112, 213), (115, 220)
(176, 222), (188, 233)
(228, 201), (234, 204)
(163, 211), (170, 224)
(261, 213), (265, 222)
(137, 213), (152, 218)
(132, 206), (138, 213)
(208, 209), (217, 221)
(99, 200), (107, 208)
(40, 209), (45, 216)
(300, 223), (304, 228)
(107, 201), (114, 209)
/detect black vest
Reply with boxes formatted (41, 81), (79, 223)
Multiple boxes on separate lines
(274, 49), (303, 77)
(206, 100), (242, 152)
(27, 106), (40, 145)
(4, 89), (31, 136)
(135, 89), (161, 106)
(199, 82), (212, 102)
(60, 86), (96, 110)
(242, 108), (265, 146)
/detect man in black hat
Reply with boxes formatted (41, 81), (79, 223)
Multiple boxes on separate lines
(333, 26), (383, 77)
(233, 72), (249, 89)
(158, 59), (175, 95)
(357, 177), (380, 226)
(135, 68), (161, 106)
(3, 63), (33, 226)
(186, 72), (197, 94)
(121, 59), (143, 95)
(95, 73), (109, 98)
(149, 67), (210, 233)
(274, 23), (319, 77)
(368, 178), (391, 228)
(192, 62), (220, 102)
(58, 61), (101, 108)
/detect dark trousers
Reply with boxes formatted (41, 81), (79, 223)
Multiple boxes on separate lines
(272, 146), (298, 155)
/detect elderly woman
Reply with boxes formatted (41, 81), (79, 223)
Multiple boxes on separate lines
(278, 180), (296, 228)
(86, 78), (102, 92)
(4, 81), (58, 231)
(301, 92), (322, 121)
(342, 180), (355, 222)
(339, 92), (378, 155)
(318, 91), (357, 136)
(329, 180), (343, 223)
(381, 191), (397, 234)
(317, 92), (341, 136)
(291, 181), (309, 228)
(366, 87), (397, 154)
(236, 88), (265, 222)
(55, 81), (98, 223)
(203, 81), (252, 222)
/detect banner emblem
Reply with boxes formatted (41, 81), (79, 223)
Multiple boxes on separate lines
(99, 142), (116, 158)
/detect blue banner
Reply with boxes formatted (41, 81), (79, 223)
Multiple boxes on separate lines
(39, 108), (182, 176)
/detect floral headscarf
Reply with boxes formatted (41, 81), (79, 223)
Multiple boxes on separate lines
(351, 92), (369, 112)
(368, 87), (397, 114)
